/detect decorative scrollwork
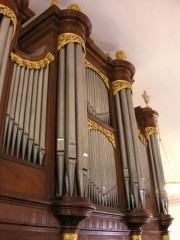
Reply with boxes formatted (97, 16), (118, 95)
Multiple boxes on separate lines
(145, 127), (158, 139)
(137, 129), (147, 147)
(0, 4), (17, 37)
(68, 3), (81, 12)
(131, 235), (141, 240)
(112, 80), (132, 95)
(63, 233), (78, 240)
(57, 33), (86, 53)
(10, 52), (54, 69)
(85, 60), (109, 89)
(88, 119), (116, 148)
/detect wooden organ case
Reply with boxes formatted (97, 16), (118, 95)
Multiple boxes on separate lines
(0, 1), (173, 240)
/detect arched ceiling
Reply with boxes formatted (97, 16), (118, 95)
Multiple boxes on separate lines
(28, 0), (180, 183)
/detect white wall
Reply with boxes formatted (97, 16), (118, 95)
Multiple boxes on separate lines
(169, 201), (180, 240)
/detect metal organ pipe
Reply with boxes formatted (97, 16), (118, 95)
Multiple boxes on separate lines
(150, 134), (168, 214)
(57, 48), (65, 196)
(85, 66), (110, 125)
(39, 65), (49, 165)
(56, 36), (88, 197)
(75, 44), (89, 197)
(87, 126), (118, 208)
(0, 15), (14, 100)
(126, 88), (145, 209)
(2, 52), (53, 166)
(65, 43), (77, 196)
(113, 81), (146, 210)
(0, 24), (13, 98)
(147, 138), (161, 213)
(115, 94), (130, 209)
(0, 16), (11, 68)
(120, 89), (139, 209)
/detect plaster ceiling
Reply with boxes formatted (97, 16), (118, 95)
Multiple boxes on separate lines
(28, 0), (180, 183)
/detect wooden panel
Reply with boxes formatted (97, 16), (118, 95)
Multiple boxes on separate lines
(0, 158), (46, 197)
(0, 225), (60, 240)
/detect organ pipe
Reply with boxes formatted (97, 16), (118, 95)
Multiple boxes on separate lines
(2, 52), (53, 165)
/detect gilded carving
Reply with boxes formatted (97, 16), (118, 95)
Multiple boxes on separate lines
(88, 119), (116, 148)
(85, 60), (109, 89)
(142, 90), (150, 107)
(49, 0), (60, 8)
(112, 80), (132, 95)
(137, 129), (147, 146)
(131, 235), (141, 240)
(63, 233), (78, 240)
(145, 127), (158, 139)
(10, 52), (54, 69)
(0, 4), (17, 37)
(57, 33), (86, 53)
(106, 52), (112, 59)
(116, 50), (126, 60)
(68, 3), (81, 12)
(162, 235), (169, 240)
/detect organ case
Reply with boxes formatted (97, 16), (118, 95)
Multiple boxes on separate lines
(0, 1), (173, 240)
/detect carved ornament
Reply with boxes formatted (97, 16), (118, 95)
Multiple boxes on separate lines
(68, 4), (81, 12)
(137, 129), (147, 147)
(0, 4), (17, 37)
(10, 52), (54, 69)
(88, 119), (116, 148)
(131, 235), (141, 240)
(63, 233), (78, 240)
(162, 235), (169, 240)
(49, 0), (60, 8)
(112, 80), (132, 95)
(145, 127), (158, 139)
(85, 60), (109, 89)
(57, 33), (86, 53)
(116, 50), (126, 60)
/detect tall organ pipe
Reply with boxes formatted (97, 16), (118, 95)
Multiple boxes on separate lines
(0, 24), (13, 99)
(120, 89), (139, 209)
(115, 93), (130, 209)
(126, 88), (145, 209)
(150, 134), (168, 214)
(75, 44), (89, 197)
(65, 43), (77, 196)
(57, 48), (66, 196)
(39, 65), (49, 165)
(0, 16), (13, 100)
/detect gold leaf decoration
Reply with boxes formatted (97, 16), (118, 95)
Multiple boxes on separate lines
(137, 129), (147, 147)
(85, 60), (109, 89)
(10, 52), (54, 69)
(0, 4), (17, 37)
(116, 50), (126, 60)
(162, 235), (169, 240)
(145, 127), (158, 139)
(49, 0), (60, 8)
(88, 119), (116, 148)
(67, 3), (81, 12)
(63, 233), (78, 240)
(131, 235), (141, 240)
(57, 33), (86, 53)
(112, 80), (132, 95)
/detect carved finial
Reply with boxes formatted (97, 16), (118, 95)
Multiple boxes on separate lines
(50, 0), (60, 8)
(142, 90), (150, 107)
(116, 50), (126, 60)
(68, 3), (81, 12)
(106, 52), (112, 59)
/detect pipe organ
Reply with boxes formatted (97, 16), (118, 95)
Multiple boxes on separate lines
(0, 1), (173, 240)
